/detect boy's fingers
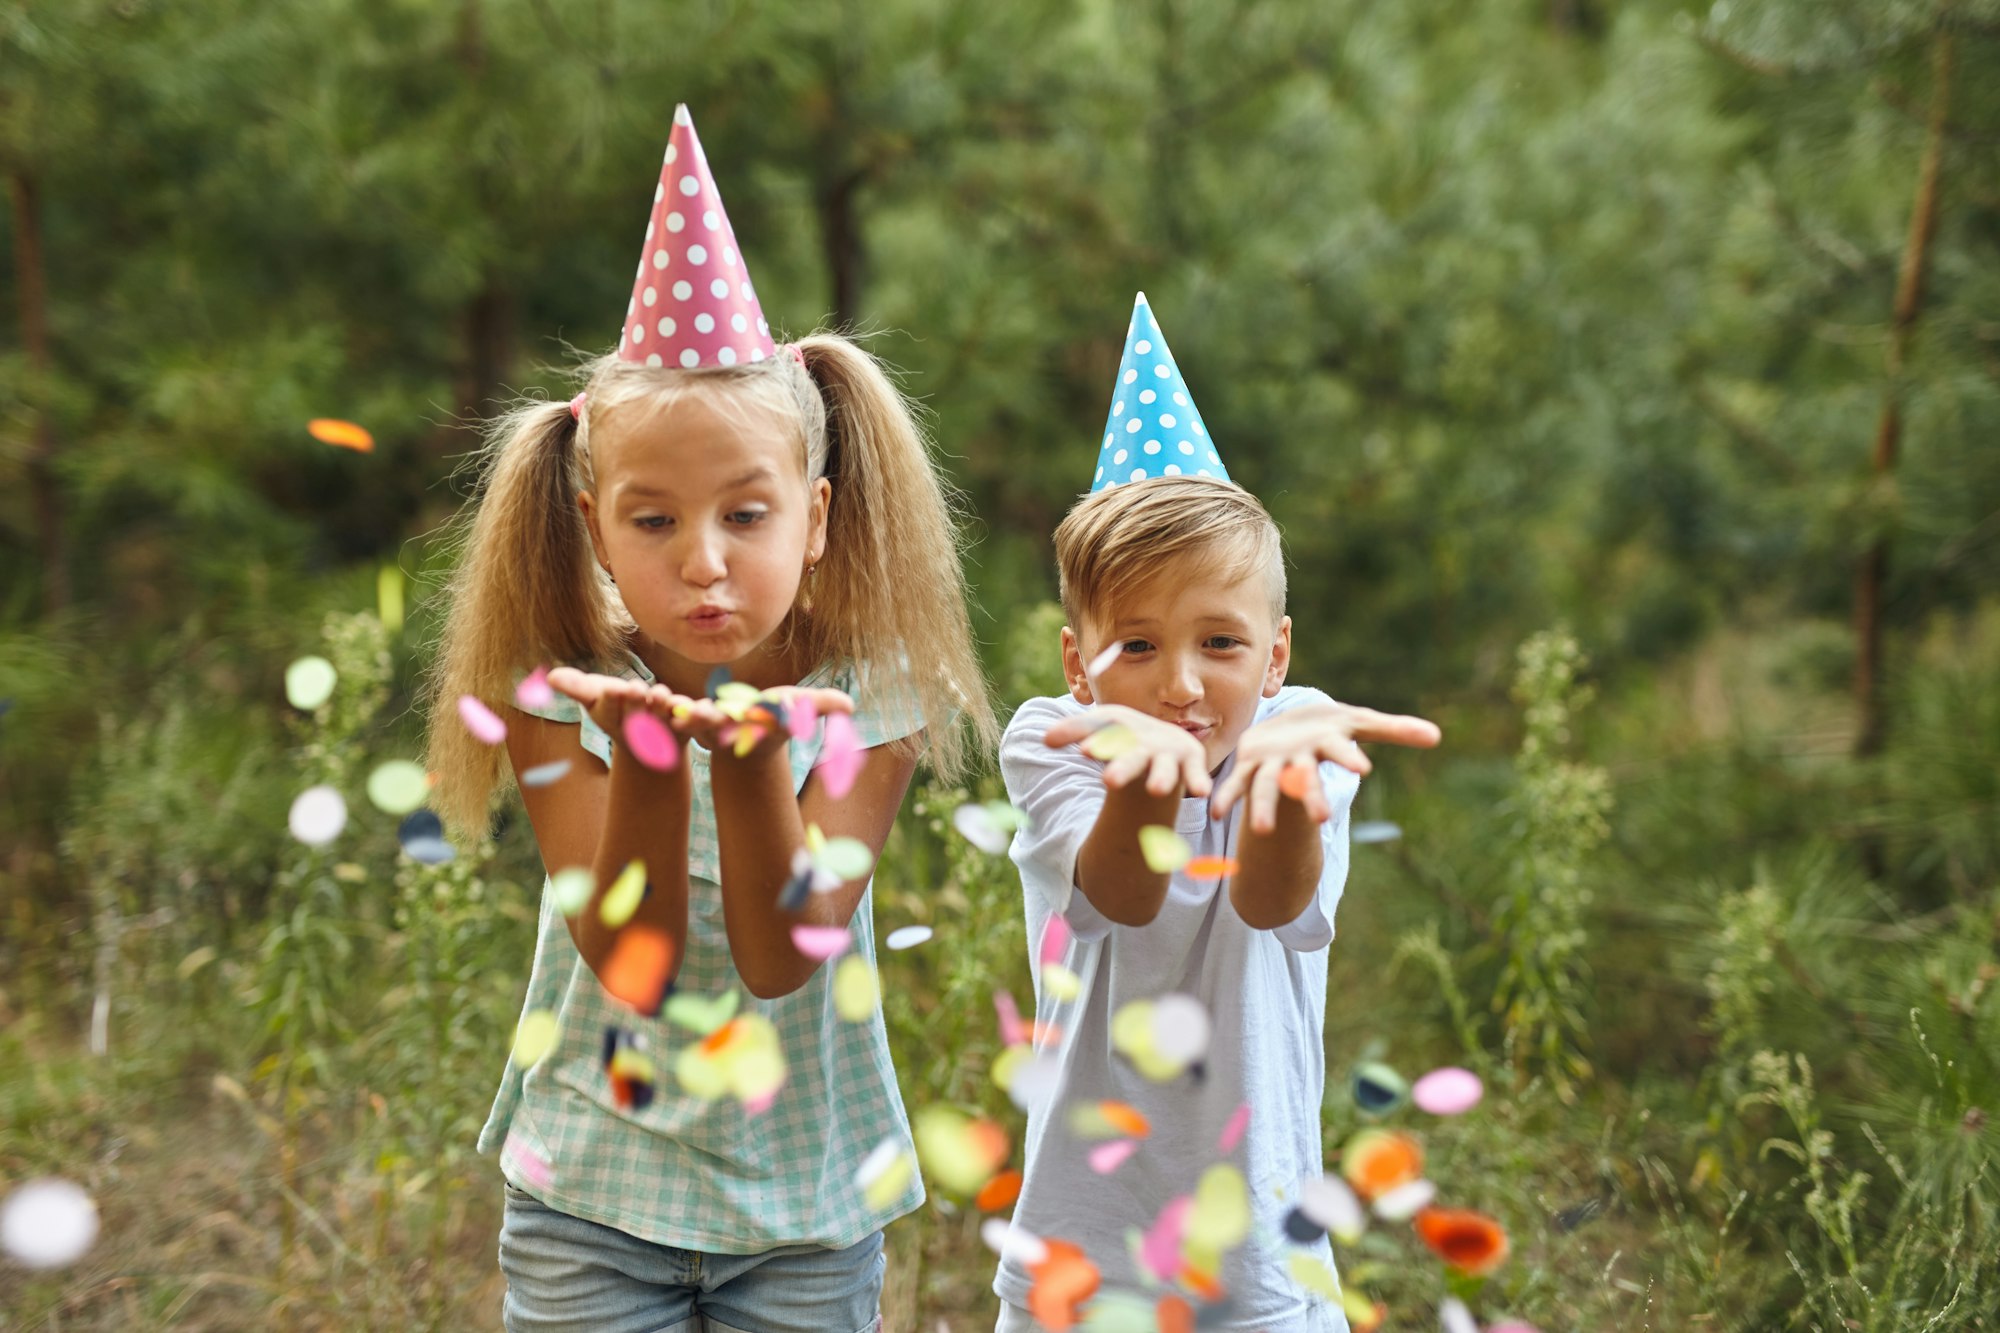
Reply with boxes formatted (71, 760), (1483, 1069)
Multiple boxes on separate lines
(1247, 761), (1283, 835)
(1319, 734), (1373, 777)
(1182, 751), (1213, 798)
(1043, 711), (1109, 749)
(1208, 762), (1250, 818)
(1347, 710), (1443, 750)
(1102, 748), (1152, 790)
(1144, 750), (1181, 797)
(1289, 753), (1330, 821)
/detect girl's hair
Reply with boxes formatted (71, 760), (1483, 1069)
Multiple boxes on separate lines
(423, 334), (997, 837)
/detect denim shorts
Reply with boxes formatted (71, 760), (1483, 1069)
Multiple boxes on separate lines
(498, 1182), (885, 1333)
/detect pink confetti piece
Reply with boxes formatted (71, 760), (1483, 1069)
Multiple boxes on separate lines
(790, 924), (851, 961)
(1411, 1066), (1484, 1116)
(621, 711), (678, 770)
(504, 1131), (553, 1191)
(1038, 914), (1070, 967)
(743, 1091), (776, 1116)
(457, 694), (507, 745)
(1140, 1195), (1191, 1281)
(1218, 1102), (1251, 1154)
(1085, 640), (1122, 681)
(815, 712), (864, 799)
(994, 990), (1027, 1047)
(516, 667), (554, 710)
(1089, 1140), (1137, 1174)
(787, 693), (818, 741)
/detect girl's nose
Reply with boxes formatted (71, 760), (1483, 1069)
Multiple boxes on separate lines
(680, 532), (726, 587)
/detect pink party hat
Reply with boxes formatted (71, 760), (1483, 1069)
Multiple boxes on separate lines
(618, 106), (777, 369)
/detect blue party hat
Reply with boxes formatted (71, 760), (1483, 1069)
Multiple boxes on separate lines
(1090, 293), (1228, 492)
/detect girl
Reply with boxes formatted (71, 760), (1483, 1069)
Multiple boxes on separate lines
(425, 108), (995, 1333)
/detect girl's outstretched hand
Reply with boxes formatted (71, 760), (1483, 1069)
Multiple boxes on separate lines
(545, 667), (697, 752)
(662, 684), (856, 763)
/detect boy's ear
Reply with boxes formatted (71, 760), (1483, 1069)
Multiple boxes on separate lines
(578, 490), (611, 573)
(1262, 616), (1292, 698)
(1060, 626), (1095, 706)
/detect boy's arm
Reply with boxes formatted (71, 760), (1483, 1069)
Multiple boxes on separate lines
(1039, 704), (1212, 928)
(1215, 698), (1441, 933)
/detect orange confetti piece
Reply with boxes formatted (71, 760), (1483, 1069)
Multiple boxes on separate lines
(1156, 1295), (1195, 1333)
(1100, 1101), (1151, 1139)
(1026, 1239), (1099, 1331)
(601, 925), (675, 1014)
(1182, 856), (1239, 879)
(308, 418), (374, 452)
(975, 1169), (1022, 1212)
(1340, 1129), (1424, 1201)
(1414, 1206), (1511, 1276)
(966, 1119), (1012, 1173)
(701, 1016), (745, 1057)
(1279, 763), (1313, 801)
(1177, 1263), (1225, 1303)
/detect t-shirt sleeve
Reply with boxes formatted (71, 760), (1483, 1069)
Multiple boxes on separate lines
(1001, 696), (1116, 942)
(511, 677), (612, 767)
(1260, 687), (1362, 953)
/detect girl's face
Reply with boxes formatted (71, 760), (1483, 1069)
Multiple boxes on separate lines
(580, 391), (829, 690)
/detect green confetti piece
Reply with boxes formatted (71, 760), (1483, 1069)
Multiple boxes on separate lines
(284, 656), (337, 711)
(364, 760), (429, 815)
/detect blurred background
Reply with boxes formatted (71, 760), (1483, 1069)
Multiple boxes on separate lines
(2, 0), (1997, 1327)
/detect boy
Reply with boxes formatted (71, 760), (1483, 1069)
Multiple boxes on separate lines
(992, 296), (1439, 1331)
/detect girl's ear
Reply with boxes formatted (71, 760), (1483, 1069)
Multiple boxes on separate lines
(1061, 626), (1095, 705)
(805, 476), (832, 565)
(578, 489), (610, 573)
(1263, 616), (1293, 698)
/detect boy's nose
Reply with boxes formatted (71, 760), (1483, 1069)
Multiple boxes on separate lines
(1160, 656), (1203, 708)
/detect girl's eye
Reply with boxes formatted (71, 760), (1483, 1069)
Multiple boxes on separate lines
(635, 516), (670, 531)
(726, 509), (768, 526)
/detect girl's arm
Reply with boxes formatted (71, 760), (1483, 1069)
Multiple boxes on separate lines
(506, 673), (693, 985)
(708, 728), (919, 1000)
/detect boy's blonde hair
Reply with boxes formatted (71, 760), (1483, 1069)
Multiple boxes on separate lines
(1054, 476), (1287, 633)
(423, 334), (997, 837)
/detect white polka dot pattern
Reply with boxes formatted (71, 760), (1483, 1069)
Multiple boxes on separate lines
(1091, 292), (1227, 491)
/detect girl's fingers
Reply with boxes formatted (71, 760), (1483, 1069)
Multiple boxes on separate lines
(803, 688), (855, 716)
(1144, 750), (1182, 797)
(546, 667), (604, 704)
(1246, 759), (1284, 835)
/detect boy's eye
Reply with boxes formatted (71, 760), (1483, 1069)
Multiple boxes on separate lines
(1206, 636), (1242, 650)
(1120, 639), (1152, 654)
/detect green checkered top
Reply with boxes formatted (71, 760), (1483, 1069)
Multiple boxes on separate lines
(476, 653), (927, 1253)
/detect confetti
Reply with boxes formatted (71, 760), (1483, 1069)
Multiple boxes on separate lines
(1149, 993), (1210, 1066)
(1080, 723), (1138, 762)
(1025, 1238), (1099, 1332)
(1109, 999), (1185, 1083)
(994, 991), (1028, 1046)
(377, 565), (405, 635)
(952, 799), (1029, 854)
(521, 759), (572, 787)
(308, 418), (374, 452)
(285, 655), (337, 710)
(914, 1106), (1010, 1195)
(457, 694), (507, 744)
(1286, 1251), (1341, 1299)
(1440, 1299), (1480, 1333)
(976, 1169), (1022, 1211)
(602, 924), (675, 1014)
(288, 785), (347, 846)
(1217, 1102), (1250, 1154)
(1085, 640), (1123, 681)
(1488, 1324), (1545, 1333)
(1138, 825), (1191, 874)
(599, 859), (646, 928)
(365, 760), (429, 815)
(622, 711), (678, 770)
(804, 823), (875, 883)
(1371, 1178), (1437, 1221)
(1185, 1162), (1250, 1253)
(1412, 1066), (1484, 1116)
(886, 925), (933, 951)
(1278, 763), (1313, 801)
(791, 924), (851, 961)
(833, 955), (879, 1021)
(516, 666), (555, 710)
(1068, 1100), (1151, 1141)
(1041, 963), (1082, 1003)
(856, 1137), (916, 1212)
(550, 866), (594, 915)
(1341, 1129), (1424, 1201)
(705, 665), (734, 697)
(1351, 1061), (1408, 1116)
(397, 809), (455, 864)
(503, 1130), (552, 1191)
(674, 1013), (785, 1106)
(814, 711), (866, 799)
(604, 1029), (656, 1112)
(0, 1178), (99, 1269)
(1003, 1051), (1062, 1115)
(1138, 1196), (1191, 1281)
(1038, 914), (1071, 966)
(512, 1009), (559, 1066)
(1352, 820), (1403, 844)
(1298, 1173), (1366, 1243)
(664, 988), (739, 1035)
(1414, 1207), (1511, 1275)
(1182, 855), (1238, 879)
(1089, 1140), (1137, 1174)
(979, 1217), (1047, 1266)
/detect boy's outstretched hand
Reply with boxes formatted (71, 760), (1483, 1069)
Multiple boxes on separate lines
(1210, 702), (1441, 833)
(1042, 703), (1214, 799)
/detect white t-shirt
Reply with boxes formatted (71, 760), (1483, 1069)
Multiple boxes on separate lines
(992, 687), (1359, 1330)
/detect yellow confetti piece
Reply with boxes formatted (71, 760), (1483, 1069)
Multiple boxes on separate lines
(833, 954), (879, 1022)
(914, 1106), (1009, 1195)
(858, 1143), (916, 1212)
(714, 681), (763, 718)
(1185, 1162), (1251, 1253)
(512, 1010), (559, 1067)
(1138, 825), (1191, 874)
(1041, 962), (1082, 1003)
(1285, 1251), (1340, 1297)
(599, 860), (646, 928)
(1080, 723), (1139, 761)
(376, 564), (404, 636)
(991, 1043), (1030, 1092)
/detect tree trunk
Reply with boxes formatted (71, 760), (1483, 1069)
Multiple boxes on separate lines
(457, 277), (515, 426)
(819, 166), (866, 330)
(1853, 28), (1952, 758)
(11, 169), (70, 613)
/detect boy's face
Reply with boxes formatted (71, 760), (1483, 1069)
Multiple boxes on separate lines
(1061, 559), (1291, 773)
